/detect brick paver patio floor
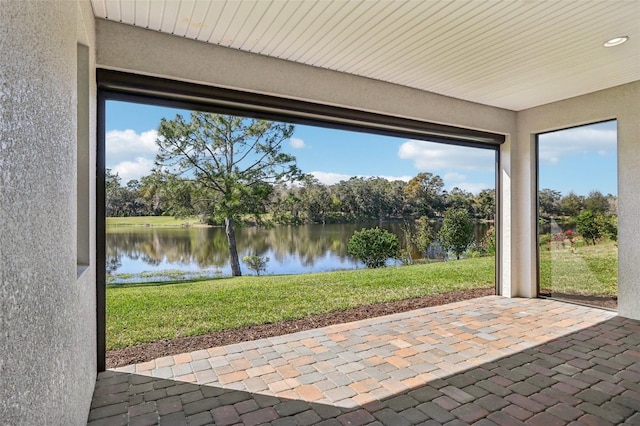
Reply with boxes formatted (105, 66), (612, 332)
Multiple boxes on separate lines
(89, 296), (640, 425)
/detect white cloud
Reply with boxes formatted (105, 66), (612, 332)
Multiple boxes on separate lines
(290, 137), (307, 149)
(112, 157), (155, 183)
(450, 182), (491, 194)
(378, 174), (413, 183)
(398, 140), (494, 171)
(310, 171), (412, 186)
(442, 172), (490, 194)
(444, 172), (466, 182)
(106, 128), (161, 182)
(310, 172), (349, 185)
(106, 129), (159, 164)
(538, 127), (616, 165)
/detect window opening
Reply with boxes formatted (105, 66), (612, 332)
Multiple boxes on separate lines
(537, 120), (618, 309)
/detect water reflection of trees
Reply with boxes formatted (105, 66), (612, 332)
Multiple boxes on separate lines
(106, 228), (230, 270)
(106, 222), (491, 273)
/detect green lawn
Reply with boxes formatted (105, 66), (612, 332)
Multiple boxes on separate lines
(539, 239), (617, 296)
(107, 258), (495, 350)
(107, 216), (202, 227)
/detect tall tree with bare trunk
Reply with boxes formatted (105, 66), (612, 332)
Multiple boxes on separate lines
(155, 112), (301, 276)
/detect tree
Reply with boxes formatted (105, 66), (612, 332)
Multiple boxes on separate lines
(347, 227), (399, 268)
(474, 189), (495, 220)
(105, 169), (148, 216)
(139, 170), (170, 215)
(575, 210), (600, 245)
(154, 173), (202, 219)
(538, 188), (562, 218)
(438, 208), (474, 260)
(363, 177), (392, 220)
(156, 112), (302, 276)
(596, 215), (618, 242)
(272, 184), (302, 224)
(560, 192), (585, 217)
(584, 190), (610, 215)
(299, 175), (332, 223)
(386, 179), (409, 217)
(404, 172), (446, 217)
(105, 168), (124, 217)
(333, 179), (359, 220)
(446, 187), (474, 213)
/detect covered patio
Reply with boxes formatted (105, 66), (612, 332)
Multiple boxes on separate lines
(89, 297), (640, 425)
(2, 1), (640, 425)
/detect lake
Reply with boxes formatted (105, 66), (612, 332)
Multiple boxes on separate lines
(107, 221), (491, 281)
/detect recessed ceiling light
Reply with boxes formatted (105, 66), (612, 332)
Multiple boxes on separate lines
(604, 36), (629, 47)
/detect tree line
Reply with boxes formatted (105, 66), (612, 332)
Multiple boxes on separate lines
(538, 188), (618, 250)
(538, 188), (616, 218)
(107, 177), (615, 224)
(107, 169), (496, 225)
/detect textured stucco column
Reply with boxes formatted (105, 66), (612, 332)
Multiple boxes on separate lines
(0, 1), (97, 424)
(616, 86), (640, 319)
(508, 127), (537, 298)
(517, 82), (640, 318)
(499, 136), (514, 296)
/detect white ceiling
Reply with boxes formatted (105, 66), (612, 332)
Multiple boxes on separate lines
(91, 0), (640, 111)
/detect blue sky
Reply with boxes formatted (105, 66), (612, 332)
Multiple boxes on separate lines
(538, 120), (617, 196)
(106, 101), (616, 196)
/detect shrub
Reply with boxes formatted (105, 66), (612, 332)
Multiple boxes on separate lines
(348, 227), (399, 268)
(596, 215), (617, 242)
(575, 210), (600, 245)
(438, 208), (474, 260)
(242, 255), (269, 276)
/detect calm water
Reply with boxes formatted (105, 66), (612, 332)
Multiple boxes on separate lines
(107, 222), (490, 278)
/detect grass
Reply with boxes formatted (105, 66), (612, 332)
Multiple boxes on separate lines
(106, 257), (495, 350)
(106, 216), (202, 227)
(539, 239), (617, 296)
(107, 269), (223, 284)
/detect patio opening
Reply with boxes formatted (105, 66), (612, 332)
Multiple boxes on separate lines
(97, 70), (503, 371)
(536, 120), (618, 310)
(103, 101), (498, 367)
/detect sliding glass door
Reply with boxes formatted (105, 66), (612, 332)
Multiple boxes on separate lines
(537, 121), (618, 309)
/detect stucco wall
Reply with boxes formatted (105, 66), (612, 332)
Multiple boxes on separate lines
(96, 19), (516, 136)
(0, 1), (97, 424)
(516, 82), (640, 319)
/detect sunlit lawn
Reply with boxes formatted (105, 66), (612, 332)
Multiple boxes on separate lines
(539, 239), (617, 296)
(107, 258), (495, 350)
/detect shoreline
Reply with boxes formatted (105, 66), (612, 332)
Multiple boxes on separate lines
(106, 216), (496, 229)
